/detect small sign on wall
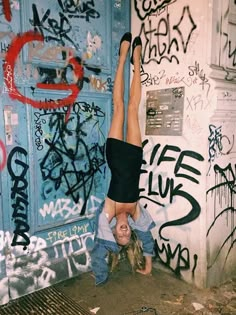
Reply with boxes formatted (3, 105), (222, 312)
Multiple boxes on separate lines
(145, 87), (184, 136)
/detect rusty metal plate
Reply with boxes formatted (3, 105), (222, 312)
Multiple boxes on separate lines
(0, 286), (91, 315)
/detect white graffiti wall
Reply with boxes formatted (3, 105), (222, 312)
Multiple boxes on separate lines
(132, 0), (236, 288)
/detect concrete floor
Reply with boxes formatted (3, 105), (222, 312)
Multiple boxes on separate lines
(56, 260), (236, 315)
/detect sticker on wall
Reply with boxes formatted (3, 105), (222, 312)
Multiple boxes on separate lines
(146, 87), (184, 136)
(4, 106), (13, 145)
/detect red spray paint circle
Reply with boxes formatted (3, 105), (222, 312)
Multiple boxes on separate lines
(4, 31), (84, 110)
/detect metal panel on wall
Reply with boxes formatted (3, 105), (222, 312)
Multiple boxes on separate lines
(0, 0), (131, 305)
(21, 0), (112, 73)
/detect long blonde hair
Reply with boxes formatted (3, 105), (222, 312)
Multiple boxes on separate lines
(109, 230), (145, 273)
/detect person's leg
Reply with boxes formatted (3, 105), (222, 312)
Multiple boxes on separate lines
(126, 37), (142, 147)
(108, 35), (131, 140)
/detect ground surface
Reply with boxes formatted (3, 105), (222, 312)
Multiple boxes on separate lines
(56, 261), (236, 315)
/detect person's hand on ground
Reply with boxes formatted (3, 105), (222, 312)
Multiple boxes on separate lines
(136, 256), (152, 275)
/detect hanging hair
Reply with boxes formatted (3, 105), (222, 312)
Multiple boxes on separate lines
(109, 230), (145, 273)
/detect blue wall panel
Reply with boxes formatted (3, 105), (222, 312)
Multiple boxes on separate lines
(0, 0), (130, 305)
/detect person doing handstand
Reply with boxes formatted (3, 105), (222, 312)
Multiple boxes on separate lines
(90, 33), (156, 285)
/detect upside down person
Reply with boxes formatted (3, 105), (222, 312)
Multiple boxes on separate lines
(90, 32), (156, 285)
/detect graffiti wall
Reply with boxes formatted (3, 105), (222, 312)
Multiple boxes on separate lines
(0, 0), (130, 305)
(132, 0), (236, 288)
(206, 90), (236, 287)
(0, 0), (235, 305)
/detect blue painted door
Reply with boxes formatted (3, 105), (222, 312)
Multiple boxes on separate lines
(0, 0), (130, 304)
(0, 1), (23, 304)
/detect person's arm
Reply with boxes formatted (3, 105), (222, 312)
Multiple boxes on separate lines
(131, 203), (156, 276)
(133, 228), (155, 276)
(133, 229), (154, 276)
(90, 243), (109, 285)
(89, 202), (119, 285)
(136, 255), (152, 275)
